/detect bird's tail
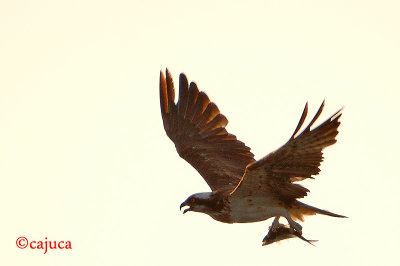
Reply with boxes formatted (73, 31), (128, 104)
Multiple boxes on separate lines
(290, 200), (347, 221)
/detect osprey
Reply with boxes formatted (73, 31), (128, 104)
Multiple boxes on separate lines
(159, 69), (345, 243)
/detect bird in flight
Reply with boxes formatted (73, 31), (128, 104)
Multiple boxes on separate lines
(159, 69), (345, 244)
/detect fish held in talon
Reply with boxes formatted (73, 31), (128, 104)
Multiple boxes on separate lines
(262, 223), (317, 246)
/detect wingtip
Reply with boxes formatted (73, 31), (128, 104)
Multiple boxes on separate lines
(166, 68), (173, 80)
(160, 67), (171, 76)
(179, 73), (189, 92)
(160, 69), (168, 115)
(165, 68), (175, 103)
(304, 102), (309, 114)
(160, 69), (166, 88)
(165, 68), (173, 89)
(320, 100), (326, 112)
(179, 72), (188, 81)
(331, 106), (344, 121)
(289, 102), (309, 140)
(320, 100), (326, 111)
(337, 105), (345, 114)
(189, 81), (198, 89)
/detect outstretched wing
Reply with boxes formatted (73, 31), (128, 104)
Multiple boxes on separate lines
(160, 69), (255, 191)
(231, 101), (342, 204)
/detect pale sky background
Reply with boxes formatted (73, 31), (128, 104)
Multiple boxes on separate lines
(1, 0), (399, 265)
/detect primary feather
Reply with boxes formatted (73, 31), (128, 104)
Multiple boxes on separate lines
(160, 69), (255, 191)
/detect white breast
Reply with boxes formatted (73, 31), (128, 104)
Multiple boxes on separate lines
(229, 195), (287, 223)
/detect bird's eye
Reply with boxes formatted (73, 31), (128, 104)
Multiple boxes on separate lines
(190, 198), (196, 204)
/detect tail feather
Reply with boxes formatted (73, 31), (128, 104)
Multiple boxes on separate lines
(290, 201), (347, 221)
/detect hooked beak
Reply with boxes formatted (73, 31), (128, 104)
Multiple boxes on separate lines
(180, 201), (191, 214)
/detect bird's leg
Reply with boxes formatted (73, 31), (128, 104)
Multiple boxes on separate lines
(283, 212), (302, 235)
(269, 216), (281, 232)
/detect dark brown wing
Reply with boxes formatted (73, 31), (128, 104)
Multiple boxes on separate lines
(160, 69), (255, 191)
(231, 101), (342, 203)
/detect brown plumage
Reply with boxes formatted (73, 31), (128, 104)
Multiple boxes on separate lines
(160, 69), (346, 244)
(231, 101), (342, 205)
(160, 69), (255, 191)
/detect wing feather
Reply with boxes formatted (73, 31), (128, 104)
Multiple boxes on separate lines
(160, 69), (255, 191)
(178, 74), (189, 116)
(231, 103), (342, 204)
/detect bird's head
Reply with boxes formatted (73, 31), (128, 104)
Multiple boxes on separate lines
(180, 192), (215, 214)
